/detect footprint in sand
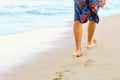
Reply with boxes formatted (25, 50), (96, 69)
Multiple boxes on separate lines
(84, 59), (96, 67)
(52, 70), (69, 80)
(52, 77), (61, 80)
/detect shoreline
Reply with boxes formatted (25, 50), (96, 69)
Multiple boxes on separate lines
(0, 27), (71, 73)
(1, 14), (120, 80)
(0, 12), (120, 36)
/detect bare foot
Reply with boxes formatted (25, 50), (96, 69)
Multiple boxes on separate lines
(73, 51), (82, 57)
(86, 39), (97, 49)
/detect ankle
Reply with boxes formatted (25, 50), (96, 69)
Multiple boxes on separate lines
(87, 41), (91, 45)
(75, 49), (81, 53)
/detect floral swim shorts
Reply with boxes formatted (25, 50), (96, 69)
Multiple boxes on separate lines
(74, 0), (100, 23)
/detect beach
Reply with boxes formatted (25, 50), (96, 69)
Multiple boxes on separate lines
(0, 14), (120, 80)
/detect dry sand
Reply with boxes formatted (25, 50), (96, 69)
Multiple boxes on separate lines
(1, 15), (120, 80)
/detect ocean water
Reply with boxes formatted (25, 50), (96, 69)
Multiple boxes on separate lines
(0, 0), (74, 35)
(0, 0), (120, 78)
(0, 0), (120, 35)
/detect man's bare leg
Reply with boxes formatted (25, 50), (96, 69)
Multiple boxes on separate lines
(86, 20), (97, 49)
(73, 21), (82, 57)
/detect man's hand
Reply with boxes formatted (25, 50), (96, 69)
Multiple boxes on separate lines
(99, 0), (106, 7)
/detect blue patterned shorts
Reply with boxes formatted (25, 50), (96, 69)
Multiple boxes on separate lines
(74, 0), (100, 23)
